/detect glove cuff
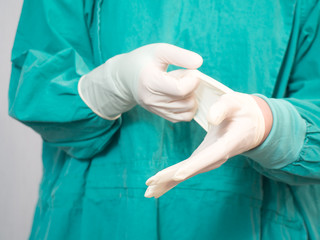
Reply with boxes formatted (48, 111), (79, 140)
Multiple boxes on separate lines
(78, 75), (122, 120)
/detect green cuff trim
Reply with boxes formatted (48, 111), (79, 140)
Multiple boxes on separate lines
(243, 95), (306, 169)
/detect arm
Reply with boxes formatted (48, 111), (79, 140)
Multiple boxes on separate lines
(244, 1), (320, 185)
(9, 0), (203, 160)
(8, 0), (120, 159)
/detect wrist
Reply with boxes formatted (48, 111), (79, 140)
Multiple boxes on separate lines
(251, 95), (273, 144)
(243, 96), (306, 169)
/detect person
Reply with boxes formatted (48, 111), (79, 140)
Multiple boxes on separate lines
(8, 0), (320, 239)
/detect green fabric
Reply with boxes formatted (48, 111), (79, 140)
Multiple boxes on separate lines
(9, 0), (320, 239)
(244, 94), (306, 169)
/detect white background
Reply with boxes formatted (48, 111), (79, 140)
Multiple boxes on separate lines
(0, 0), (42, 239)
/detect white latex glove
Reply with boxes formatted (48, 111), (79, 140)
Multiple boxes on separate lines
(144, 92), (266, 198)
(78, 43), (203, 122)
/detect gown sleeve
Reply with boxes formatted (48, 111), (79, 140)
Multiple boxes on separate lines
(8, 0), (121, 159)
(244, 0), (320, 185)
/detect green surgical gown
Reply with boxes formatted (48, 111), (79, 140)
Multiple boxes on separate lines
(9, 0), (320, 239)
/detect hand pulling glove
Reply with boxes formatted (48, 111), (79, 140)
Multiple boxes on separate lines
(78, 43), (203, 122)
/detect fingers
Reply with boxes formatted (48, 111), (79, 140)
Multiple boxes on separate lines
(141, 79), (199, 122)
(145, 160), (186, 198)
(158, 96), (197, 115)
(146, 160), (186, 186)
(155, 43), (203, 69)
(144, 132), (231, 198)
(145, 182), (179, 198)
(144, 69), (201, 98)
(144, 95), (197, 122)
(144, 132), (229, 198)
(144, 185), (156, 198)
(151, 106), (197, 123)
(139, 68), (201, 122)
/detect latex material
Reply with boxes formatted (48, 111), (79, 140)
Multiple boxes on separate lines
(78, 43), (203, 122)
(193, 70), (233, 131)
(145, 92), (265, 198)
(9, 0), (320, 239)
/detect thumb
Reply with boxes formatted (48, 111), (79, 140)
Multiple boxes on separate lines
(207, 94), (239, 125)
(155, 43), (203, 69)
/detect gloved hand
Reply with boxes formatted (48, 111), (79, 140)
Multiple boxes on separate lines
(145, 92), (272, 198)
(78, 43), (203, 122)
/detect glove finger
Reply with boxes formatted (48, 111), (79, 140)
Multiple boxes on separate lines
(144, 185), (157, 198)
(167, 111), (196, 122)
(145, 181), (178, 198)
(143, 106), (177, 122)
(150, 71), (200, 98)
(152, 181), (180, 198)
(155, 43), (203, 69)
(172, 136), (231, 181)
(148, 105), (196, 122)
(146, 160), (187, 186)
(146, 94), (197, 112)
(167, 96), (197, 113)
